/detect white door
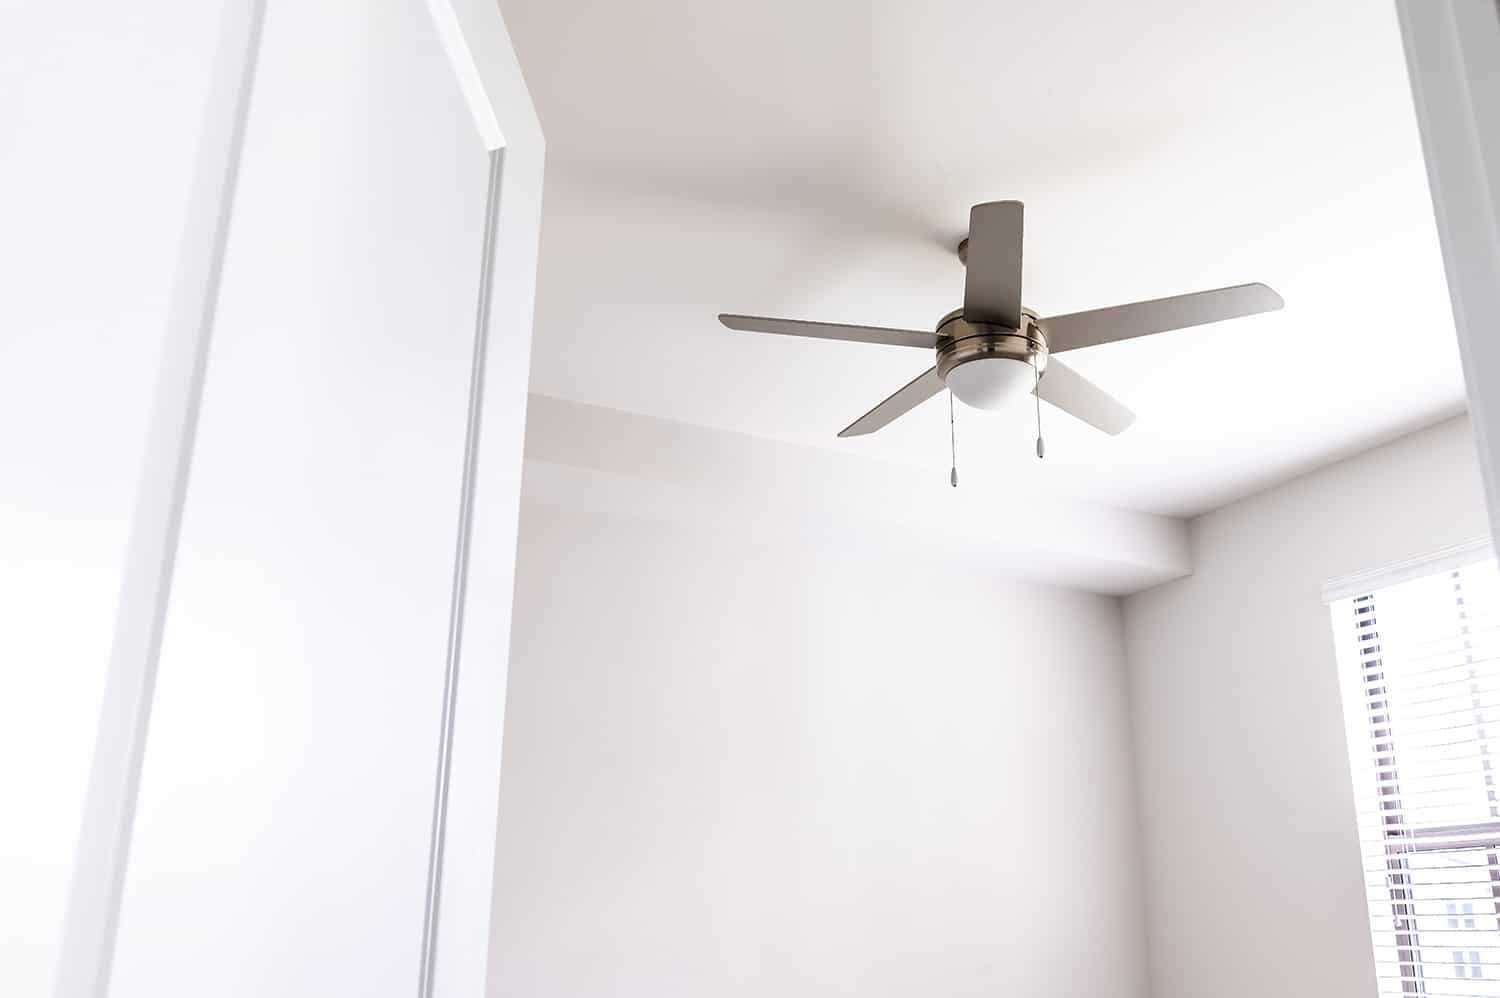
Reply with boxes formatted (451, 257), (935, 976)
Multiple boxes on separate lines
(1, 2), (543, 996)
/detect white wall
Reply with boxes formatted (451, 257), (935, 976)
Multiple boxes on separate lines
(492, 502), (1149, 998)
(1122, 414), (1490, 998)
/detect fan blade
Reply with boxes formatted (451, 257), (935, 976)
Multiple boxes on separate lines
(1035, 359), (1135, 435)
(719, 313), (937, 349)
(837, 368), (945, 438)
(1040, 283), (1283, 353)
(962, 200), (1024, 328)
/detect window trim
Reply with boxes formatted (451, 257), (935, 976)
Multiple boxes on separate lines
(1323, 537), (1492, 605)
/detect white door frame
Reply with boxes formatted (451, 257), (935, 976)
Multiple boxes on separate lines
(1396, 0), (1500, 540)
(417, 3), (544, 997)
(52, 1), (543, 995)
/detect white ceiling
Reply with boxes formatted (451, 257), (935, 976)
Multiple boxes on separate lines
(502, 0), (1468, 519)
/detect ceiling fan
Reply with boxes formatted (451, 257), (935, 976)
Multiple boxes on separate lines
(719, 201), (1283, 439)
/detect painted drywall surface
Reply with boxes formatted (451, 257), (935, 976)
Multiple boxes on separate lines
(521, 393), (1192, 596)
(103, 1), (489, 994)
(493, 502), (1150, 998)
(0, 3), (227, 993)
(1122, 415), (1489, 998)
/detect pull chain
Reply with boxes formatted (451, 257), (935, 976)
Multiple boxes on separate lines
(1033, 356), (1045, 459)
(948, 390), (958, 487)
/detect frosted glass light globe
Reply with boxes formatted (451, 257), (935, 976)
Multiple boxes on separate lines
(943, 356), (1035, 409)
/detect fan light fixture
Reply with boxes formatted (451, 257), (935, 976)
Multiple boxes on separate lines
(943, 356), (1034, 410)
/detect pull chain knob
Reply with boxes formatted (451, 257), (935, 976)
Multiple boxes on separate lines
(948, 390), (958, 487)
(1032, 356), (1045, 460)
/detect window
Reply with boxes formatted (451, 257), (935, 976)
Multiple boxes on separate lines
(1331, 551), (1500, 997)
(1450, 903), (1479, 930)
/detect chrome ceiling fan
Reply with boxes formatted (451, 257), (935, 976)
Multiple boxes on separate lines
(719, 201), (1283, 439)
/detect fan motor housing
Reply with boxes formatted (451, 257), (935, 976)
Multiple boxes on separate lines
(933, 307), (1049, 382)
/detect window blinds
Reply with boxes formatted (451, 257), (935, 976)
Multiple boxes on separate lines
(1331, 552), (1500, 997)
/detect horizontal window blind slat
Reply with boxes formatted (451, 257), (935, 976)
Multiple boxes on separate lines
(1362, 723), (1500, 747)
(1362, 774), (1500, 798)
(1363, 677), (1500, 701)
(1357, 834), (1500, 850)
(1375, 985), (1500, 996)
(1365, 878), (1500, 889)
(1374, 976), (1500, 992)
(1356, 620), (1500, 644)
(1368, 864), (1500, 882)
(1361, 673), (1500, 706)
(1363, 770), (1500, 790)
(1362, 745), (1500, 769)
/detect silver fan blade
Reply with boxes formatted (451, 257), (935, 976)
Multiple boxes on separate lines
(1040, 283), (1283, 353)
(837, 368), (945, 438)
(719, 313), (937, 349)
(1035, 358), (1135, 435)
(962, 200), (1024, 328)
